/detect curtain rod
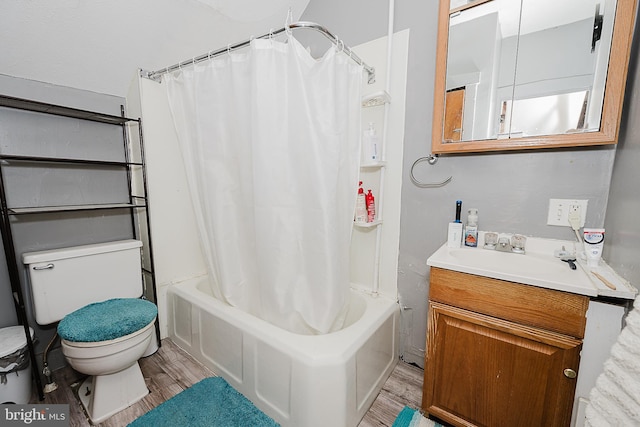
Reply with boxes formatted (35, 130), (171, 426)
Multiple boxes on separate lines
(140, 21), (375, 84)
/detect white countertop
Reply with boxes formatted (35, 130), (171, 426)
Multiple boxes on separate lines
(427, 233), (637, 300)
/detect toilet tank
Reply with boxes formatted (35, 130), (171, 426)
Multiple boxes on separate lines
(22, 240), (144, 325)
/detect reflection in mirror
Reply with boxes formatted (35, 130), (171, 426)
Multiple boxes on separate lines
(509, 0), (616, 138)
(442, 0), (620, 144)
(445, 0), (521, 141)
(500, 91), (589, 137)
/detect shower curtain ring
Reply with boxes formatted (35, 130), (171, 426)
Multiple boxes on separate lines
(269, 28), (274, 39)
(285, 7), (293, 32)
(337, 39), (344, 52)
(227, 44), (231, 55)
(285, 14), (293, 36)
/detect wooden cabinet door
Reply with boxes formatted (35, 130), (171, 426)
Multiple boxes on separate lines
(423, 302), (582, 427)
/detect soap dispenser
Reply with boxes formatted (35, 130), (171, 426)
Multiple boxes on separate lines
(363, 122), (379, 162)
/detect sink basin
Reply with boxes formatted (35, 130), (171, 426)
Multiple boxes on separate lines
(428, 235), (637, 299)
(447, 248), (571, 277)
(427, 243), (599, 296)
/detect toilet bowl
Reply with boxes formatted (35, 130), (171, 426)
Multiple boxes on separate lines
(63, 321), (156, 424)
(61, 320), (156, 376)
(63, 320), (156, 424)
(57, 297), (158, 424)
(22, 240), (157, 425)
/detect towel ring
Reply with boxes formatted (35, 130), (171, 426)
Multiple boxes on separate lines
(410, 155), (452, 188)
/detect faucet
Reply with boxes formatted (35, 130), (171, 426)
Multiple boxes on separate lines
(495, 236), (512, 252)
(488, 233), (526, 254)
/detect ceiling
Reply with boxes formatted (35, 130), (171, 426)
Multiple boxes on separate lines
(1, 0), (310, 97)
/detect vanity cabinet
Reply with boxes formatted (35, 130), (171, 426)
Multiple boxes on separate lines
(422, 267), (589, 427)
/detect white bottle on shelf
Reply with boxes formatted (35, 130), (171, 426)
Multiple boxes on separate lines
(363, 122), (379, 162)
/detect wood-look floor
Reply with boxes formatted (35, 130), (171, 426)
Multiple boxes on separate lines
(31, 338), (424, 427)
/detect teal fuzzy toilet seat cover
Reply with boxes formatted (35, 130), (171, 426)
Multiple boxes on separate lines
(58, 298), (157, 342)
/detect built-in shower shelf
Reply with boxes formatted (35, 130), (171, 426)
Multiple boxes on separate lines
(8, 202), (147, 215)
(360, 161), (386, 169)
(361, 90), (391, 108)
(353, 220), (382, 229)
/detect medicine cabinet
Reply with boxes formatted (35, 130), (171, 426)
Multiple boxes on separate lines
(431, 0), (637, 153)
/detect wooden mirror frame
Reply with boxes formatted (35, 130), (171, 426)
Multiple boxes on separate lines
(431, 0), (638, 154)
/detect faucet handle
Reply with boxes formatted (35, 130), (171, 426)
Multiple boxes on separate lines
(511, 234), (526, 254)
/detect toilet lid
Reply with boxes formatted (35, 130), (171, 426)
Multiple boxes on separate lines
(0, 326), (34, 359)
(58, 298), (157, 342)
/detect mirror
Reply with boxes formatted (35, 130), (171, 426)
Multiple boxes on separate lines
(432, 0), (637, 153)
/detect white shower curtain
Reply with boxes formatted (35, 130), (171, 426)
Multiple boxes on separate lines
(165, 35), (363, 334)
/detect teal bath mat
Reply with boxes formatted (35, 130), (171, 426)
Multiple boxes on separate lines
(128, 377), (279, 427)
(392, 406), (442, 427)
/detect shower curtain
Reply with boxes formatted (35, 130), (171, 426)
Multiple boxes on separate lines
(165, 34), (363, 334)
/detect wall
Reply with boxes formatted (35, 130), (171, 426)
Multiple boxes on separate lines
(0, 74), (134, 371)
(131, 75), (208, 338)
(603, 11), (640, 288)
(302, 0), (619, 367)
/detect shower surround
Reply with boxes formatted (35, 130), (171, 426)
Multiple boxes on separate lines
(128, 30), (409, 426)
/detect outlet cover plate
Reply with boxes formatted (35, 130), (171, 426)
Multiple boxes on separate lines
(547, 199), (588, 227)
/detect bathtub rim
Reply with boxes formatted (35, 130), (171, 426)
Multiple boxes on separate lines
(167, 274), (399, 364)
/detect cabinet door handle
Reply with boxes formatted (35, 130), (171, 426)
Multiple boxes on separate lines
(563, 368), (577, 379)
(33, 263), (54, 270)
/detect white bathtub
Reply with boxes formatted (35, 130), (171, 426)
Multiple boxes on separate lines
(167, 276), (399, 427)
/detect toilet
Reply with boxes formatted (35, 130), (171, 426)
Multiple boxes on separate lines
(22, 240), (157, 424)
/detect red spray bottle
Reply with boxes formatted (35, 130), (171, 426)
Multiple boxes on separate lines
(365, 189), (376, 222)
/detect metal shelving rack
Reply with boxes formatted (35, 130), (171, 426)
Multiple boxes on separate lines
(0, 94), (158, 400)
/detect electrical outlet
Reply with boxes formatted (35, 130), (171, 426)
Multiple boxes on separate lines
(547, 199), (588, 227)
